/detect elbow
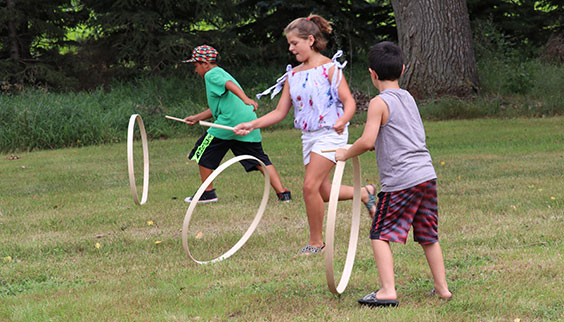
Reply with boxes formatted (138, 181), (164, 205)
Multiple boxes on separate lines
(360, 139), (374, 151)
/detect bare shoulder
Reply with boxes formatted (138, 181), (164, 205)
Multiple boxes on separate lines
(368, 96), (390, 124)
(292, 63), (305, 73)
(369, 96), (387, 109)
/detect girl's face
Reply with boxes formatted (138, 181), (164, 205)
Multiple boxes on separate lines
(286, 31), (314, 62)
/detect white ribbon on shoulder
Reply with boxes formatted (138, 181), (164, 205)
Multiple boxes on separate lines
(330, 50), (347, 102)
(256, 65), (292, 100)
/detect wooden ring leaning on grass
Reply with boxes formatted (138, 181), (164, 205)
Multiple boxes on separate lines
(322, 146), (361, 294)
(182, 155), (271, 264)
(127, 114), (149, 205)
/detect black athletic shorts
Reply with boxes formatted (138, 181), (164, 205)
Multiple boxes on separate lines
(188, 132), (272, 172)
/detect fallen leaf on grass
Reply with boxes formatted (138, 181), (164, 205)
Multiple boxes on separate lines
(154, 240), (162, 245)
(147, 220), (154, 226)
(95, 232), (111, 238)
(195, 232), (203, 239)
(2, 256), (12, 263)
(95, 243), (101, 249)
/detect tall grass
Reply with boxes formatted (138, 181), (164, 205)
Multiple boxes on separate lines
(2, 56), (564, 152)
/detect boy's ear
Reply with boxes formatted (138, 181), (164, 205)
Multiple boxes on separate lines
(368, 68), (378, 80)
(401, 65), (405, 76)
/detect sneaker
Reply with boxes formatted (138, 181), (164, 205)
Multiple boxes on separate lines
(184, 189), (218, 203)
(277, 189), (292, 202)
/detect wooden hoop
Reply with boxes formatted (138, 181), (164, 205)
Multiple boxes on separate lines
(127, 114), (149, 205)
(181, 155), (270, 264)
(324, 155), (361, 294)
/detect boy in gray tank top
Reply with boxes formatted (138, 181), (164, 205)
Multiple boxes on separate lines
(335, 41), (452, 307)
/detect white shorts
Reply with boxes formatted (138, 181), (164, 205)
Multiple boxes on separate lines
(301, 127), (349, 165)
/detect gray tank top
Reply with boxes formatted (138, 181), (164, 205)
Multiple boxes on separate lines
(375, 88), (436, 192)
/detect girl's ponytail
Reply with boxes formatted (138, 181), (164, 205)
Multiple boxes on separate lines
(285, 14), (333, 52)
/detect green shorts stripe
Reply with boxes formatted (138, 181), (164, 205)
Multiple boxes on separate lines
(190, 133), (214, 163)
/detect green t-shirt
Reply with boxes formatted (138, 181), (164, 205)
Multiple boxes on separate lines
(204, 67), (261, 142)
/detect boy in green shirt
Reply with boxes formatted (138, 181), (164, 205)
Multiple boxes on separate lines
(182, 45), (290, 203)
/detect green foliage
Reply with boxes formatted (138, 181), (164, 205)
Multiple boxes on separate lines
(0, 0), (89, 89)
(2, 0), (563, 90)
(419, 58), (564, 120)
(2, 54), (564, 152)
(1, 0), (395, 90)
(224, 0), (395, 64)
(77, 0), (209, 73)
(0, 72), (209, 152)
(467, 0), (564, 54)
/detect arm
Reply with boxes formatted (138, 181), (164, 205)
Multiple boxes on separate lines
(330, 68), (356, 135)
(184, 108), (213, 125)
(335, 96), (387, 161)
(233, 80), (292, 135)
(225, 80), (258, 111)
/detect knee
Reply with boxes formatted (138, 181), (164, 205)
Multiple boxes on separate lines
(302, 179), (318, 197)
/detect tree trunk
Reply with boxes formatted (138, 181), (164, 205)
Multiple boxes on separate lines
(390, 0), (479, 98)
(7, 0), (20, 60)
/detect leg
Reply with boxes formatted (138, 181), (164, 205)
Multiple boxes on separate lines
(230, 141), (287, 194)
(184, 164), (218, 203)
(256, 164), (285, 194)
(421, 242), (452, 299)
(319, 176), (355, 202)
(199, 165), (214, 191)
(316, 159), (372, 205)
(371, 239), (397, 300)
(303, 153), (335, 248)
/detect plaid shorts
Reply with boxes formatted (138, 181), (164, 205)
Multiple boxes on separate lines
(370, 179), (439, 244)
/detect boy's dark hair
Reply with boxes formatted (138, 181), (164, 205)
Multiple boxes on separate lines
(368, 41), (404, 81)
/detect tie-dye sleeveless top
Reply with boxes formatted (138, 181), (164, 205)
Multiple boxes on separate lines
(257, 51), (348, 132)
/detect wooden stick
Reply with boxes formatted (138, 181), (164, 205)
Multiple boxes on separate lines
(321, 144), (352, 153)
(199, 120), (235, 131)
(165, 115), (186, 123)
(165, 116), (235, 131)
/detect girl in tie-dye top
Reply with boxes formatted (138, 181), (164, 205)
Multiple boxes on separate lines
(258, 50), (348, 132)
(235, 15), (376, 256)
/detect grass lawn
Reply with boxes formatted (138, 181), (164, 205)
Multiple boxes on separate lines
(1, 116), (563, 321)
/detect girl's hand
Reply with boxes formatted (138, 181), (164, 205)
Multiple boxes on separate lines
(233, 122), (254, 136)
(184, 115), (198, 125)
(335, 148), (348, 162)
(333, 118), (347, 135)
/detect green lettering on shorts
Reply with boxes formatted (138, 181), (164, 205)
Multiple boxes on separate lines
(191, 133), (214, 163)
